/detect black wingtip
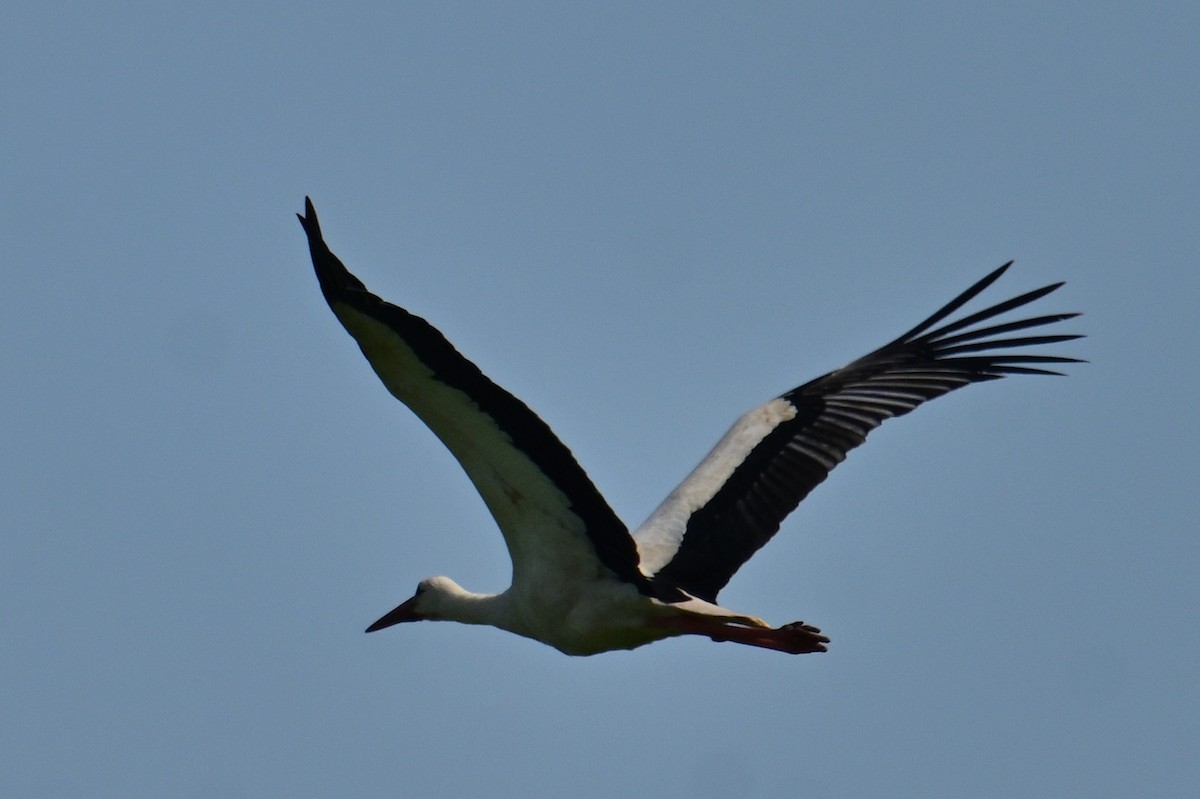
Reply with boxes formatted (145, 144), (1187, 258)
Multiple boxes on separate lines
(887, 260), (1017, 346)
(297, 196), (320, 237)
(297, 199), (370, 296)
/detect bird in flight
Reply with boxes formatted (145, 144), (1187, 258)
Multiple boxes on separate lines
(299, 198), (1081, 656)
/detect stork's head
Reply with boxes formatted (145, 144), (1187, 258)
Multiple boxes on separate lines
(364, 576), (468, 632)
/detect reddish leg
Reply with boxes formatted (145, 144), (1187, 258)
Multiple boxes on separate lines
(661, 616), (830, 654)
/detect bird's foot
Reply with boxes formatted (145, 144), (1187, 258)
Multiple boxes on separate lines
(773, 621), (830, 654)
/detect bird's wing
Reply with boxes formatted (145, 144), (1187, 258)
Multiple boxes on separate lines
(299, 199), (652, 594)
(634, 262), (1082, 602)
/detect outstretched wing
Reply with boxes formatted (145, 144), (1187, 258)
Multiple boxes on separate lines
(635, 263), (1082, 602)
(299, 199), (653, 594)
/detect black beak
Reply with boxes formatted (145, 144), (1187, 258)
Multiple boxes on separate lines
(365, 594), (422, 633)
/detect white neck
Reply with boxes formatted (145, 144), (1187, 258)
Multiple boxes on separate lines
(421, 577), (512, 628)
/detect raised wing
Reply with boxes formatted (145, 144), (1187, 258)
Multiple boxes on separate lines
(298, 199), (653, 594)
(636, 263), (1082, 602)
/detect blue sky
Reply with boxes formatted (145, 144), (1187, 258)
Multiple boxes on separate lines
(4, 3), (1197, 797)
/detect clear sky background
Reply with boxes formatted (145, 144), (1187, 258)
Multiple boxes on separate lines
(4, 4), (1197, 797)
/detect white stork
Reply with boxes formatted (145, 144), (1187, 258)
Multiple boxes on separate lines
(298, 198), (1081, 656)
